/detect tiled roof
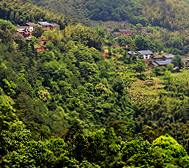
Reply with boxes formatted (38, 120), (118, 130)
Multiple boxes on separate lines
(153, 54), (163, 59)
(128, 51), (137, 55)
(152, 62), (159, 66)
(51, 23), (59, 27)
(17, 26), (28, 31)
(118, 29), (132, 32)
(113, 32), (120, 35)
(25, 22), (37, 27)
(155, 60), (172, 66)
(163, 55), (175, 59)
(38, 22), (52, 26)
(17, 26), (28, 29)
(138, 50), (153, 55)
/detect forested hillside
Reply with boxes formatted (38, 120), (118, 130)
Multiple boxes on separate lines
(1, 16), (189, 167)
(28, 0), (189, 29)
(28, 0), (148, 26)
(25, 0), (189, 55)
(1, 0), (189, 167)
(141, 0), (189, 30)
(0, 0), (73, 29)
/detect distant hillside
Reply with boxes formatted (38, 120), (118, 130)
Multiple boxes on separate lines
(29, 0), (189, 31)
(0, 0), (73, 29)
(140, 0), (189, 30)
(183, 0), (189, 4)
(29, 0), (148, 26)
(28, 0), (91, 25)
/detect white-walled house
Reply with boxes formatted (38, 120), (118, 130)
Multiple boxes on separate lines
(138, 50), (153, 60)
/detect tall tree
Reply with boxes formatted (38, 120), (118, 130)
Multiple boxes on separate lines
(171, 55), (184, 70)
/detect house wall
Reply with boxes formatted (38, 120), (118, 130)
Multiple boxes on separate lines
(143, 54), (154, 60)
(158, 65), (169, 68)
(29, 26), (33, 32)
(37, 48), (45, 52)
(148, 63), (154, 68)
(39, 40), (53, 45)
(148, 64), (168, 68)
(143, 54), (151, 59)
(119, 32), (131, 36)
(44, 25), (51, 29)
(19, 32), (24, 36)
(39, 25), (53, 29)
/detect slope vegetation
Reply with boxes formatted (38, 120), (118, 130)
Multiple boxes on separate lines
(29, 0), (148, 26)
(141, 0), (189, 30)
(29, 0), (189, 31)
(0, 0), (72, 29)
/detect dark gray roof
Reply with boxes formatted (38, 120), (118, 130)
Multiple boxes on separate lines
(155, 60), (172, 66)
(152, 62), (158, 66)
(118, 29), (132, 32)
(138, 50), (153, 55)
(25, 22), (37, 27)
(17, 26), (28, 31)
(163, 55), (175, 59)
(17, 26), (28, 29)
(51, 23), (59, 27)
(38, 22), (52, 26)
(153, 54), (163, 59)
(128, 51), (137, 55)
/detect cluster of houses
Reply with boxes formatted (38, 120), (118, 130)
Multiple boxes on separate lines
(16, 24), (189, 66)
(128, 50), (189, 68)
(16, 21), (60, 39)
(112, 29), (189, 68)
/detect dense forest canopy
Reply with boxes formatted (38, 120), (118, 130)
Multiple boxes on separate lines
(27, 0), (148, 26)
(27, 0), (189, 30)
(140, 0), (189, 30)
(0, 0), (73, 29)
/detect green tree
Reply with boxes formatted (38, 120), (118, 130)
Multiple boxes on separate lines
(167, 63), (174, 72)
(138, 54), (144, 59)
(95, 27), (105, 39)
(136, 23), (143, 35)
(118, 35), (133, 46)
(152, 134), (187, 158)
(134, 60), (146, 75)
(32, 25), (44, 38)
(64, 121), (83, 142)
(171, 55), (184, 70)
(163, 70), (173, 86)
(134, 35), (147, 50)
(0, 101), (31, 158)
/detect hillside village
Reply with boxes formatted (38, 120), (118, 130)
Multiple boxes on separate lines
(105, 28), (189, 69)
(127, 50), (189, 68)
(16, 21), (60, 39)
(15, 21), (59, 52)
(15, 23), (189, 69)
